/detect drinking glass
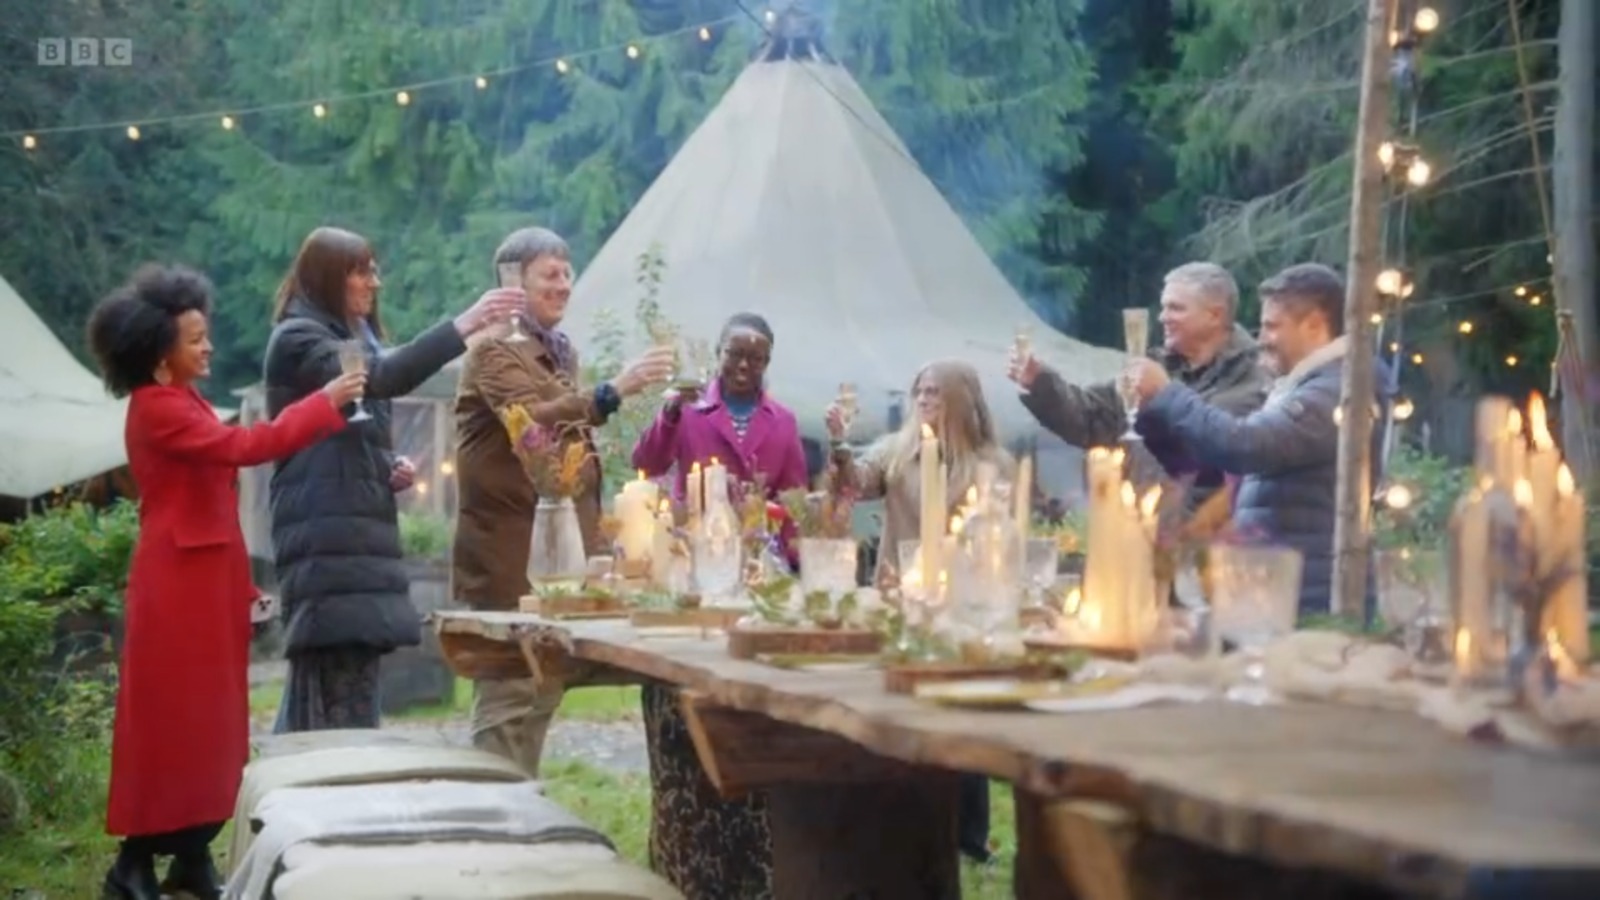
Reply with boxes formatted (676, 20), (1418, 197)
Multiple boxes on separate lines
(1207, 544), (1303, 705)
(1013, 325), (1032, 363)
(497, 262), (529, 343)
(1375, 548), (1448, 663)
(836, 382), (858, 438)
(1120, 308), (1150, 442)
(337, 340), (373, 422)
(1022, 537), (1060, 610)
(897, 539), (947, 658)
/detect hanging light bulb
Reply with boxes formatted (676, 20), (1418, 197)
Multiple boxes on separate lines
(625, 44), (640, 59)
(1411, 352), (1424, 365)
(1414, 7), (1440, 33)
(1370, 312), (1384, 325)
(1505, 354), (1520, 367)
(396, 90), (411, 105)
(1530, 294), (1543, 306)
(313, 103), (328, 118)
(1376, 268), (1404, 295)
(1388, 341), (1400, 352)
(126, 125), (141, 141)
(1406, 157), (1431, 187)
(1514, 285), (1528, 297)
(699, 26), (712, 41)
(22, 134), (36, 150)
(475, 75), (489, 89)
(555, 59), (570, 74)
(1393, 397), (1415, 421)
(1384, 484), (1414, 511)
(1458, 320), (1473, 334)
(221, 115), (236, 130)
(1377, 141), (1396, 170)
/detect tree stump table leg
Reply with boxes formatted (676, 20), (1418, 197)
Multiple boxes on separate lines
(764, 769), (960, 900)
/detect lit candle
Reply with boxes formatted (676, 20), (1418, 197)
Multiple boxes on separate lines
(1525, 394), (1560, 543)
(1501, 408), (1526, 487)
(704, 457), (727, 508)
(686, 461), (703, 519)
(1014, 454), (1033, 539)
(1079, 448), (1132, 649)
(919, 424), (943, 594)
(1546, 464), (1590, 664)
(617, 471), (659, 563)
(651, 498), (675, 587)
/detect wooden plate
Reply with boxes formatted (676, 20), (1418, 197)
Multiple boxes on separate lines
(754, 653), (881, 672)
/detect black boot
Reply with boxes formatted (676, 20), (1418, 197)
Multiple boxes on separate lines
(163, 851), (224, 900)
(102, 844), (161, 900)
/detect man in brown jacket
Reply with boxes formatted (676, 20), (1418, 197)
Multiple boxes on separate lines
(1008, 261), (1271, 513)
(453, 226), (673, 775)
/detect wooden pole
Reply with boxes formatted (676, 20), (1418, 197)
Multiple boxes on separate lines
(1553, 0), (1595, 481)
(1331, 0), (1397, 620)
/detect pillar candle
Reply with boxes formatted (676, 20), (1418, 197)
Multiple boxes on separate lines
(1525, 395), (1560, 543)
(1546, 464), (1590, 665)
(617, 472), (659, 563)
(1014, 455), (1033, 539)
(686, 461), (703, 519)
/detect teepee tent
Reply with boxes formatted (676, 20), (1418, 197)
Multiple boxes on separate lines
(563, 9), (1122, 440)
(0, 272), (129, 499)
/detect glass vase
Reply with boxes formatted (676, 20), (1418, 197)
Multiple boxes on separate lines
(528, 497), (587, 588)
(693, 493), (744, 606)
(800, 538), (859, 598)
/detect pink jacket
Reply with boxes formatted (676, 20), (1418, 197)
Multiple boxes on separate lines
(630, 381), (810, 504)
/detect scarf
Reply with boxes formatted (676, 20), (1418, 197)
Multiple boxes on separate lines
(1265, 335), (1349, 409)
(523, 316), (575, 374)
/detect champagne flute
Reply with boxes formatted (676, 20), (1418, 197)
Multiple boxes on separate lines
(337, 340), (373, 422)
(1120, 308), (1149, 442)
(836, 382), (858, 438)
(647, 319), (680, 394)
(497, 262), (529, 343)
(1014, 324), (1033, 362)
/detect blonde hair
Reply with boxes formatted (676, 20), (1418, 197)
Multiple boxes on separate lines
(872, 360), (1011, 505)
(1164, 261), (1239, 321)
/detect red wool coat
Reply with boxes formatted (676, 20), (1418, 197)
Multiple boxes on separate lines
(106, 384), (344, 837)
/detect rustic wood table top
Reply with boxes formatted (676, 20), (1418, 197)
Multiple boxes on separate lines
(435, 610), (1600, 897)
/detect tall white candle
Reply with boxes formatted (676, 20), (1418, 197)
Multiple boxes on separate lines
(704, 459), (729, 509)
(1525, 395), (1560, 543)
(686, 461), (704, 519)
(919, 424), (943, 594)
(617, 471), (659, 563)
(1547, 464), (1590, 664)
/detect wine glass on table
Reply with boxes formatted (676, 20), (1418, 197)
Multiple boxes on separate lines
(497, 262), (529, 343)
(1119, 308), (1150, 442)
(337, 340), (373, 422)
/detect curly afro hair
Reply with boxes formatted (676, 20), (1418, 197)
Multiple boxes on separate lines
(86, 264), (214, 397)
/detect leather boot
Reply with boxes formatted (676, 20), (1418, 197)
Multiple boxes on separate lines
(163, 851), (224, 900)
(102, 850), (161, 900)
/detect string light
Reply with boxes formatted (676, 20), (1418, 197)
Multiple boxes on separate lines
(1505, 354), (1520, 367)
(22, 135), (36, 150)
(1369, 313), (1383, 325)
(439, 460), (456, 476)
(1414, 7), (1440, 33)
(1411, 352), (1424, 365)
(555, 59), (570, 74)
(396, 91), (411, 106)
(699, 26), (712, 41)
(1383, 483), (1414, 511)
(1529, 294), (1543, 306)
(220, 115), (236, 130)
(1393, 397), (1416, 421)
(1457, 320), (1474, 334)
(126, 125), (140, 140)
(625, 44), (641, 59)
(312, 103), (328, 118)
(1514, 285), (1528, 297)
(475, 76), (489, 89)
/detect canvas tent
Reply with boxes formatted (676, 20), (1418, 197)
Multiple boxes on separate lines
(562, 10), (1123, 440)
(0, 272), (131, 499)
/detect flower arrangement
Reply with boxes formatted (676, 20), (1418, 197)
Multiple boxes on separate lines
(499, 405), (597, 498)
(778, 476), (856, 540)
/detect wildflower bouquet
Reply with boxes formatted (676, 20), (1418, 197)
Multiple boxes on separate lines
(499, 404), (597, 498)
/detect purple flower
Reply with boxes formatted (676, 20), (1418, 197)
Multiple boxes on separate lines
(519, 424), (551, 453)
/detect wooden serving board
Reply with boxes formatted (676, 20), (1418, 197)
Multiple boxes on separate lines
(628, 607), (745, 630)
(518, 592), (627, 618)
(883, 660), (1072, 695)
(726, 626), (884, 660)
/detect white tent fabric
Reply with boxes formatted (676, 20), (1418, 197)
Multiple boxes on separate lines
(0, 272), (130, 499)
(562, 51), (1123, 440)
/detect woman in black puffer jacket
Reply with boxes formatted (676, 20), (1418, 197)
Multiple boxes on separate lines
(264, 226), (521, 732)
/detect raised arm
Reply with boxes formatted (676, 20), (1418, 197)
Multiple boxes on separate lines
(132, 387), (345, 467)
(631, 405), (681, 477)
(1142, 378), (1339, 477)
(269, 319), (465, 403)
(830, 443), (890, 501)
(467, 339), (616, 432)
(1019, 364), (1128, 450)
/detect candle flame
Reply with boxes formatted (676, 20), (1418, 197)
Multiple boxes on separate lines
(690, 461), (702, 474)
(1119, 482), (1136, 507)
(709, 456), (719, 466)
(1546, 628), (1582, 680)
(949, 514), (964, 535)
(658, 499), (671, 513)
(1557, 463), (1576, 496)
(1088, 447), (1110, 461)
(921, 423), (935, 439)
(965, 486), (977, 505)
(636, 469), (646, 481)
(1139, 486), (1162, 519)
(1528, 393), (1554, 450)
(1455, 627), (1471, 661)
(1111, 448), (1127, 466)
(1513, 478), (1533, 507)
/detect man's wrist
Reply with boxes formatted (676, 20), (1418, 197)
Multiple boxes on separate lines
(595, 382), (622, 418)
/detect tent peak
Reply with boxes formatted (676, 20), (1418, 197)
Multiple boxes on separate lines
(755, 3), (834, 64)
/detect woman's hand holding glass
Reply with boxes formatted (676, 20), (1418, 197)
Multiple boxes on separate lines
(322, 369), (368, 410)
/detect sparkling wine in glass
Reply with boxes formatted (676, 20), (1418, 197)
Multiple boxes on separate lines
(1014, 324), (1033, 362)
(338, 340), (373, 422)
(647, 319), (681, 394)
(1120, 308), (1150, 442)
(836, 382), (858, 437)
(497, 262), (529, 343)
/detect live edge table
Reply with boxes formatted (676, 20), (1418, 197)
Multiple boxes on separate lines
(434, 611), (1600, 900)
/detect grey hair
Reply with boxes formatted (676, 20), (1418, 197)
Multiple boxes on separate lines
(1163, 261), (1239, 321)
(493, 227), (570, 275)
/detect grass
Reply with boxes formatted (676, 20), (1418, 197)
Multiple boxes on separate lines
(248, 677), (643, 725)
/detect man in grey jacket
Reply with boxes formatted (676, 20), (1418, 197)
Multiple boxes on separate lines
(1008, 261), (1271, 511)
(1127, 262), (1387, 615)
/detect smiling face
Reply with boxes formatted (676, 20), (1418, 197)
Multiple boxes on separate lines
(522, 253), (574, 329)
(344, 259), (381, 321)
(718, 327), (772, 398)
(912, 372), (944, 429)
(1158, 281), (1225, 359)
(162, 309), (213, 384)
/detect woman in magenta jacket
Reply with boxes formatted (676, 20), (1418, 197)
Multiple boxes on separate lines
(626, 311), (805, 897)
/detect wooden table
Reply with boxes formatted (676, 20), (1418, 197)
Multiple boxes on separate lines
(435, 611), (1600, 900)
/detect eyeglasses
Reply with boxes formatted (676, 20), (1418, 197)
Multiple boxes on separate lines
(351, 263), (382, 280)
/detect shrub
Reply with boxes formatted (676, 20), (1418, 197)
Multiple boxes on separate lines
(399, 510), (454, 560)
(0, 499), (138, 614)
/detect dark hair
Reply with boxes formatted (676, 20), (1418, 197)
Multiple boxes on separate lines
(719, 312), (774, 348)
(493, 227), (570, 276)
(272, 226), (384, 338)
(1258, 263), (1346, 337)
(86, 264), (213, 397)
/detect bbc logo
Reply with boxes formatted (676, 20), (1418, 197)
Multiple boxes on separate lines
(37, 38), (133, 67)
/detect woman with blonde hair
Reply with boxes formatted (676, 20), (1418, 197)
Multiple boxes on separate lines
(824, 358), (1012, 863)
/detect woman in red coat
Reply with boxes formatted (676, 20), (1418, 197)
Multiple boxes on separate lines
(86, 265), (366, 900)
